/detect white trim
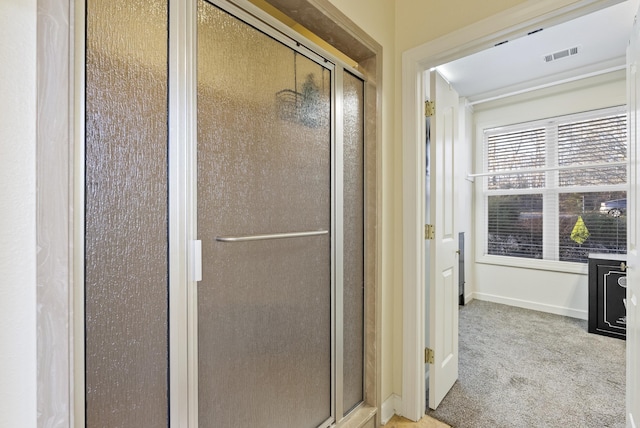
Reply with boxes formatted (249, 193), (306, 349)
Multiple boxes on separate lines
(401, 0), (621, 421)
(476, 255), (589, 275)
(472, 292), (589, 320)
(401, 54), (426, 422)
(380, 394), (402, 425)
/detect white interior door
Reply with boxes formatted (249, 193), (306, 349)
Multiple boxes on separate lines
(627, 9), (640, 428)
(428, 70), (459, 410)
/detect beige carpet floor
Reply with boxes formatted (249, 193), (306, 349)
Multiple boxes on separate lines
(426, 300), (625, 427)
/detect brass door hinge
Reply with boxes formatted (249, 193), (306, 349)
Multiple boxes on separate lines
(425, 100), (435, 117)
(425, 347), (434, 364)
(425, 224), (435, 240)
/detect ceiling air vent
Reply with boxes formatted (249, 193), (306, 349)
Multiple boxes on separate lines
(544, 46), (580, 63)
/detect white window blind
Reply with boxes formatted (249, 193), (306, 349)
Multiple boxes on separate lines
(483, 106), (627, 263)
(487, 194), (543, 259)
(486, 127), (545, 190)
(557, 114), (627, 186)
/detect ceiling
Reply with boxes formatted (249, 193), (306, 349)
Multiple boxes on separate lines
(436, 0), (639, 104)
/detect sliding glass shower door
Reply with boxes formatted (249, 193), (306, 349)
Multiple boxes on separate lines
(197, 2), (332, 426)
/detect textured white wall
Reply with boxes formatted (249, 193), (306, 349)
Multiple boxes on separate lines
(0, 0), (37, 427)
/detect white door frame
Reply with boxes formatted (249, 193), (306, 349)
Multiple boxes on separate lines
(400, 0), (624, 421)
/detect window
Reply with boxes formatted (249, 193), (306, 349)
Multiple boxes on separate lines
(483, 106), (627, 263)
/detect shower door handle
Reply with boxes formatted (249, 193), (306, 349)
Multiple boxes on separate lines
(215, 230), (328, 242)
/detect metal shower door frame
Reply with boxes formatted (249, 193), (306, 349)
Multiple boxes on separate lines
(168, 0), (366, 426)
(72, 0), (367, 426)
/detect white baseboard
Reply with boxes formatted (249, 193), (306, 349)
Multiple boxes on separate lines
(464, 293), (473, 305)
(472, 292), (588, 320)
(380, 393), (401, 425)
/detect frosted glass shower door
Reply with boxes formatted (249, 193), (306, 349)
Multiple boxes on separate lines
(84, 0), (169, 426)
(197, 2), (332, 427)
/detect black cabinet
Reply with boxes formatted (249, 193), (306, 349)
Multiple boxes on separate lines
(588, 254), (627, 340)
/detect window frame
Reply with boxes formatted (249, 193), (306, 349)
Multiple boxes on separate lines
(476, 105), (628, 273)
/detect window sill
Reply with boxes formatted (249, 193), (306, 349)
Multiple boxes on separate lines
(476, 254), (589, 275)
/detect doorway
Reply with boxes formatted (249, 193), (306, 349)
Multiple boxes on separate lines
(402, 0), (635, 422)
